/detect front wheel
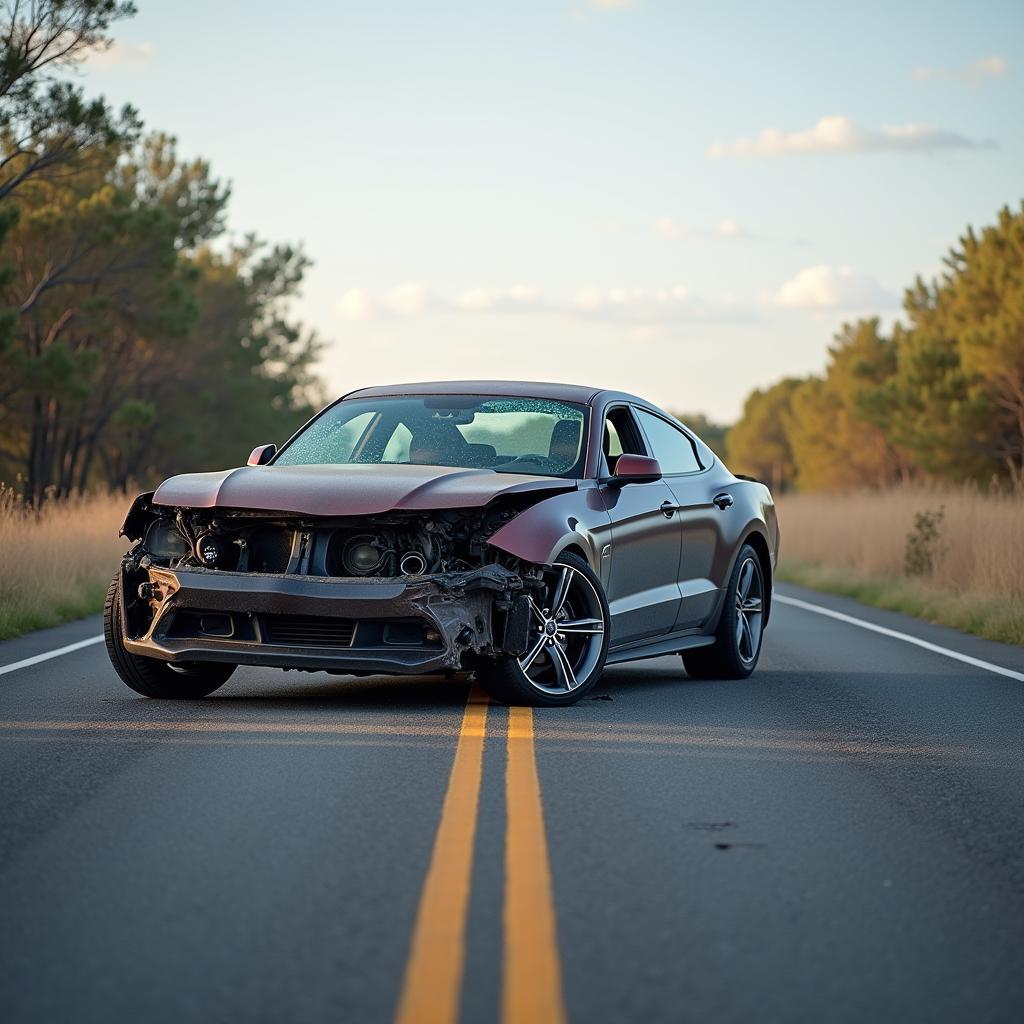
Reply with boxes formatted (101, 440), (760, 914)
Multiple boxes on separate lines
(477, 552), (609, 706)
(103, 572), (236, 699)
(682, 544), (766, 680)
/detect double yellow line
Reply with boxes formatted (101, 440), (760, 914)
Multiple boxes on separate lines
(395, 686), (566, 1024)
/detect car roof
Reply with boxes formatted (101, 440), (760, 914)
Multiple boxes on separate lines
(342, 380), (649, 407)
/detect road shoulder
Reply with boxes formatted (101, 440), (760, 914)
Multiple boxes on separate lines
(775, 582), (1024, 676)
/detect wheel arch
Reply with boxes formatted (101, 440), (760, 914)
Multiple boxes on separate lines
(555, 541), (590, 565)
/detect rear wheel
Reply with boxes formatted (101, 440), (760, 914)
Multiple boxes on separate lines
(477, 552), (609, 707)
(682, 544), (765, 680)
(103, 572), (235, 699)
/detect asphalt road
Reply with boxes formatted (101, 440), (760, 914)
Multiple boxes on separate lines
(2, 582), (1023, 1024)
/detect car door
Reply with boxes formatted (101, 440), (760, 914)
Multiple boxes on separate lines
(599, 405), (683, 645)
(634, 408), (725, 630)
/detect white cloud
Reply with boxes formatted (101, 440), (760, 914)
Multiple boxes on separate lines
(710, 114), (992, 157)
(570, 284), (709, 324)
(335, 288), (378, 321)
(654, 217), (682, 239)
(337, 282), (748, 326)
(454, 285), (542, 312)
(84, 40), (155, 69)
(914, 55), (1007, 85)
(767, 265), (897, 311)
(592, 0), (637, 8)
(386, 281), (435, 315)
(654, 216), (751, 240)
(336, 282), (438, 319)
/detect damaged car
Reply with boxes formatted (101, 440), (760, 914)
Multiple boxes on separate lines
(104, 381), (780, 706)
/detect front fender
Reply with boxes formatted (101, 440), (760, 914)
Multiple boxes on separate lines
(486, 487), (610, 571)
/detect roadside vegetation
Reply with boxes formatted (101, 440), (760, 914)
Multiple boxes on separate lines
(727, 203), (1024, 495)
(776, 486), (1024, 646)
(0, 1), (324, 505)
(0, 2), (325, 640)
(722, 200), (1024, 644)
(0, 484), (126, 640)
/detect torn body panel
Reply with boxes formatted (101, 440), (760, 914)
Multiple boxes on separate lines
(116, 501), (541, 675)
(120, 560), (535, 674)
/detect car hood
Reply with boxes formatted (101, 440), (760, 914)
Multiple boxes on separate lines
(151, 463), (577, 517)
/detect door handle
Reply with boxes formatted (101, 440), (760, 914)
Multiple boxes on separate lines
(712, 492), (734, 510)
(660, 500), (679, 518)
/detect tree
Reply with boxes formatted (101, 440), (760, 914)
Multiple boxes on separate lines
(783, 319), (913, 491)
(0, 1), (140, 198)
(103, 238), (323, 488)
(920, 204), (1024, 481)
(725, 378), (802, 492)
(715, 203), (1024, 491)
(0, 132), (319, 499)
(883, 286), (995, 483)
(0, 136), (223, 499)
(0, 2), (140, 427)
(0, 5), (326, 501)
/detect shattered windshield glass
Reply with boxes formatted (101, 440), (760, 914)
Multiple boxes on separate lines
(275, 395), (589, 478)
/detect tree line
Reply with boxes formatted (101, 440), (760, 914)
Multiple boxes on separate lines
(725, 202), (1024, 492)
(0, 1), (323, 504)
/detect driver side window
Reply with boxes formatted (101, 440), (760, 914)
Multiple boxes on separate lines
(602, 407), (645, 474)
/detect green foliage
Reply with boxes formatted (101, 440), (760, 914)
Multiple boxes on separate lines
(904, 506), (944, 577)
(728, 202), (1024, 492)
(0, 2), (325, 501)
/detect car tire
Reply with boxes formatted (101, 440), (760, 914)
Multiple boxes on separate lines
(682, 543), (766, 680)
(103, 572), (235, 699)
(477, 552), (609, 707)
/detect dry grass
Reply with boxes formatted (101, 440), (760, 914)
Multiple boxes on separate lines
(776, 485), (1024, 645)
(0, 487), (129, 641)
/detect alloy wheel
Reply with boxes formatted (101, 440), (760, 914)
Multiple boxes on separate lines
(735, 556), (764, 665)
(518, 562), (605, 694)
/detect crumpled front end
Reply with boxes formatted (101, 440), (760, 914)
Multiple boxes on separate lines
(116, 496), (541, 676)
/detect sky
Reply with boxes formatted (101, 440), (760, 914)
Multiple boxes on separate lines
(80, 0), (1024, 422)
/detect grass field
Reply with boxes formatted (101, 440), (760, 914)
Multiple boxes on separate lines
(776, 486), (1024, 646)
(0, 487), (128, 641)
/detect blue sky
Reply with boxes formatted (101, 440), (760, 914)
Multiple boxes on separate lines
(81, 0), (1023, 421)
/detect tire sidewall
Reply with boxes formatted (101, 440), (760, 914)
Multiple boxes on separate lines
(719, 543), (764, 677)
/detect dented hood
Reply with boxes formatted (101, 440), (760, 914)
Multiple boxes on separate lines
(151, 463), (576, 516)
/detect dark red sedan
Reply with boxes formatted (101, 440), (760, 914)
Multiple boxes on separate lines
(105, 381), (779, 706)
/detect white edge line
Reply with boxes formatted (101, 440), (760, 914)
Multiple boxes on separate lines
(774, 594), (1024, 683)
(0, 635), (105, 677)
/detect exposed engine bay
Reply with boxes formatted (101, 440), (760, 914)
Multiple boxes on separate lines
(116, 495), (547, 674)
(133, 500), (527, 579)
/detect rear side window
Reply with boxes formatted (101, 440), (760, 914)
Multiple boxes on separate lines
(635, 409), (701, 474)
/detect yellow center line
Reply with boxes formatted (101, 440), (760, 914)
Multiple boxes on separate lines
(394, 683), (489, 1024)
(503, 706), (567, 1024)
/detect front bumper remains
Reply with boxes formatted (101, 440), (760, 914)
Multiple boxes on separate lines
(120, 562), (533, 675)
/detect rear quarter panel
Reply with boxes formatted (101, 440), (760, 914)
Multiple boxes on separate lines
(706, 475), (777, 628)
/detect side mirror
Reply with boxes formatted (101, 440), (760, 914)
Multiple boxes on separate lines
(247, 443), (276, 467)
(611, 453), (662, 485)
